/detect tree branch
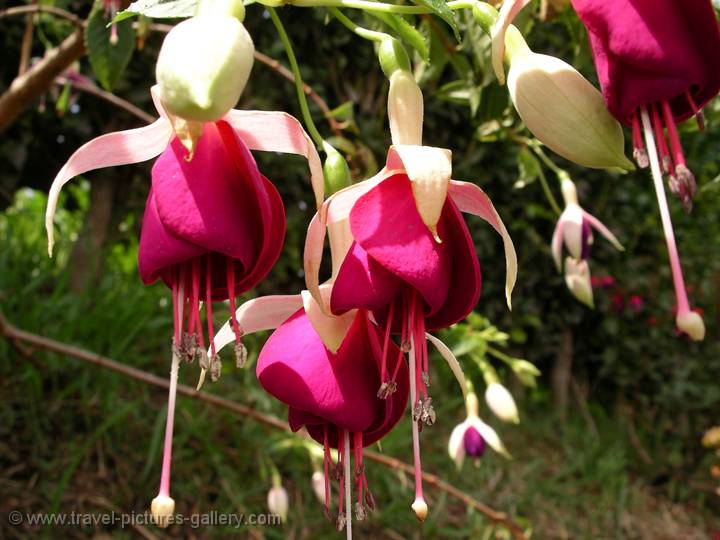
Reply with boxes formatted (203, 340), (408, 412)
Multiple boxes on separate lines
(0, 30), (85, 131)
(0, 313), (527, 540)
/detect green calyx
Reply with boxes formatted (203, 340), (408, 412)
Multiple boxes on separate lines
(322, 144), (351, 196)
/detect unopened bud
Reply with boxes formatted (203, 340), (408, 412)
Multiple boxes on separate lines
(311, 471), (327, 504)
(507, 49), (633, 171)
(676, 310), (705, 342)
(156, 14), (254, 122)
(379, 37), (411, 78)
(485, 382), (520, 424)
(510, 359), (541, 387)
(267, 485), (289, 523)
(150, 494), (175, 529)
(564, 257), (594, 308)
(322, 145), (351, 196)
(195, 0), (245, 20)
(388, 70), (423, 146)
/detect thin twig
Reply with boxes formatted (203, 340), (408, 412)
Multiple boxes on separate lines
(18, 2), (37, 76)
(0, 5), (84, 27)
(56, 76), (156, 124)
(0, 313), (528, 540)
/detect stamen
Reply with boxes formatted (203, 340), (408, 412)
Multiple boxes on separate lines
(343, 430), (353, 540)
(205, 256), (222, 383)
(322, 424), (332, 519)
(380, 300), (395, 386)
(631, 111), (649, 168)
(661, 100), (696, 211)
(639, 106), (697, 331)
(650, 103), (672, 174)
(225, 258), (247, 368)
(684, 90), (705, 132)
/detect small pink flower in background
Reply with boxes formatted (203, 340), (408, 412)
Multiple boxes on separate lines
(628, 295), (644, 313)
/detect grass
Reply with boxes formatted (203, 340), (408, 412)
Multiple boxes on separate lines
(0, 187), (717, 539)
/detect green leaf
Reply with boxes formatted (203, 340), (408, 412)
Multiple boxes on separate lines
(515, 147), (541, 188)
(410, 0), (460, 42)
(369, 13), (429, 62)
(115, 0), (198, 22)
(86, 3), (136, 90)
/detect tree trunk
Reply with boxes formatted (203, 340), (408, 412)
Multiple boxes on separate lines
(552, 328), (573, 422)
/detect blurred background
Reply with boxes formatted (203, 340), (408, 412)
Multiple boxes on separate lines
(1, 1), (719, 538)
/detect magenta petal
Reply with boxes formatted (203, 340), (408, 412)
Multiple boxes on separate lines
(571, 0), (720, 124)
(257, 310), (381, 434)
(349, 174), (452, 315)
(425, 197), (481, 330)
(330, 241), (402, 315)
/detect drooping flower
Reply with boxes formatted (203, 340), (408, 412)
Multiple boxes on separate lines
(209, 286), (412, 532)
(267, 484), (289, 523)
(303, 146), (516, 519)
(551, 177), (623, 307)
(44, 89), (323, 524)
(448, 390), (510, 469)
(571, 0), (720, 200)
(570, 0), (718, 340)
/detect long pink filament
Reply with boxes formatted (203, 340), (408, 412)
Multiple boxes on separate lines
(639, 106), (690, 314)
(343, 429), (352, 540)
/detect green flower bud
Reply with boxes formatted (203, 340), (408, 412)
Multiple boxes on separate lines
(506, 38), (634, 171)
(322, 144), (351, 196)
(156, 14), (254, 122)
(378, 38), (411, 78)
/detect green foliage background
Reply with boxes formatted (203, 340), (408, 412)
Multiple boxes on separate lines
(1, 1), (719, 538)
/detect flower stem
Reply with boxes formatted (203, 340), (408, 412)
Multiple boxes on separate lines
(268, 8), (325, 149)
(329, 8), (389, 42)
(639, 106), (690, 314)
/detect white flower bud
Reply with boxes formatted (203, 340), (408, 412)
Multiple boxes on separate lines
(507, 50), (633, 170)
(156, 15), (254, 122)
(485, 382), (519, 424)
(564, 257), (594, 308)
(311, 471), (327, 504)
(267, 485), (289, 523)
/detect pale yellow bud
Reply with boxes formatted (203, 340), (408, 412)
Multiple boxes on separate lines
(156, 15), (254, 122)
(267, 485), (289, 523)
(388, 70), (423, 146)
(311, 471), (327, 504)
(485, 382), (520, 424)
(507, 51), (633, 170)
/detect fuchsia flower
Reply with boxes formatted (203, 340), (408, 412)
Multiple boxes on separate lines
(570, 0), (718, 340)
(45, 87), (323, 522)
(571, 0), (720, 202)
(209, 286), (413, 531)
(304, 145), (517, 519)
(551, 178), (623, 307)
(448, 391), (509, 469)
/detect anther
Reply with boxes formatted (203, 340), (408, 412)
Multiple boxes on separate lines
(376, 380), (397, 399)
(209, 355), (222, 382)
(421, 398), (437, 426)
(354, 502), (367, 521)
(336, 513), (347, 531)
(234, 341), (248, 368)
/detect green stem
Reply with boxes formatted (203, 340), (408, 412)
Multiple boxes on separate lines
(529, 140), (572, 183)
(257, 0), (498, 32)
(329, 7), (389, 41)
(267, 8), (325, 149)
(537, 166), (563, 216)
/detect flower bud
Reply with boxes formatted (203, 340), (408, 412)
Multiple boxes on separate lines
(676, 310), (705, 342)
(507, 49), (634, 170)
(322, 145), (351, 196)
(267, 485), (289, 523)
(564, 257), (594, 308)
(150, 494), (175, 529)
(485, 382), (520, 424)
(388, 70), (423, 146)
(510, 359), (541, 387)
(378, 37), (411, 78)
(156, 14), (254, 122)
(311, 470), (327, 504)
